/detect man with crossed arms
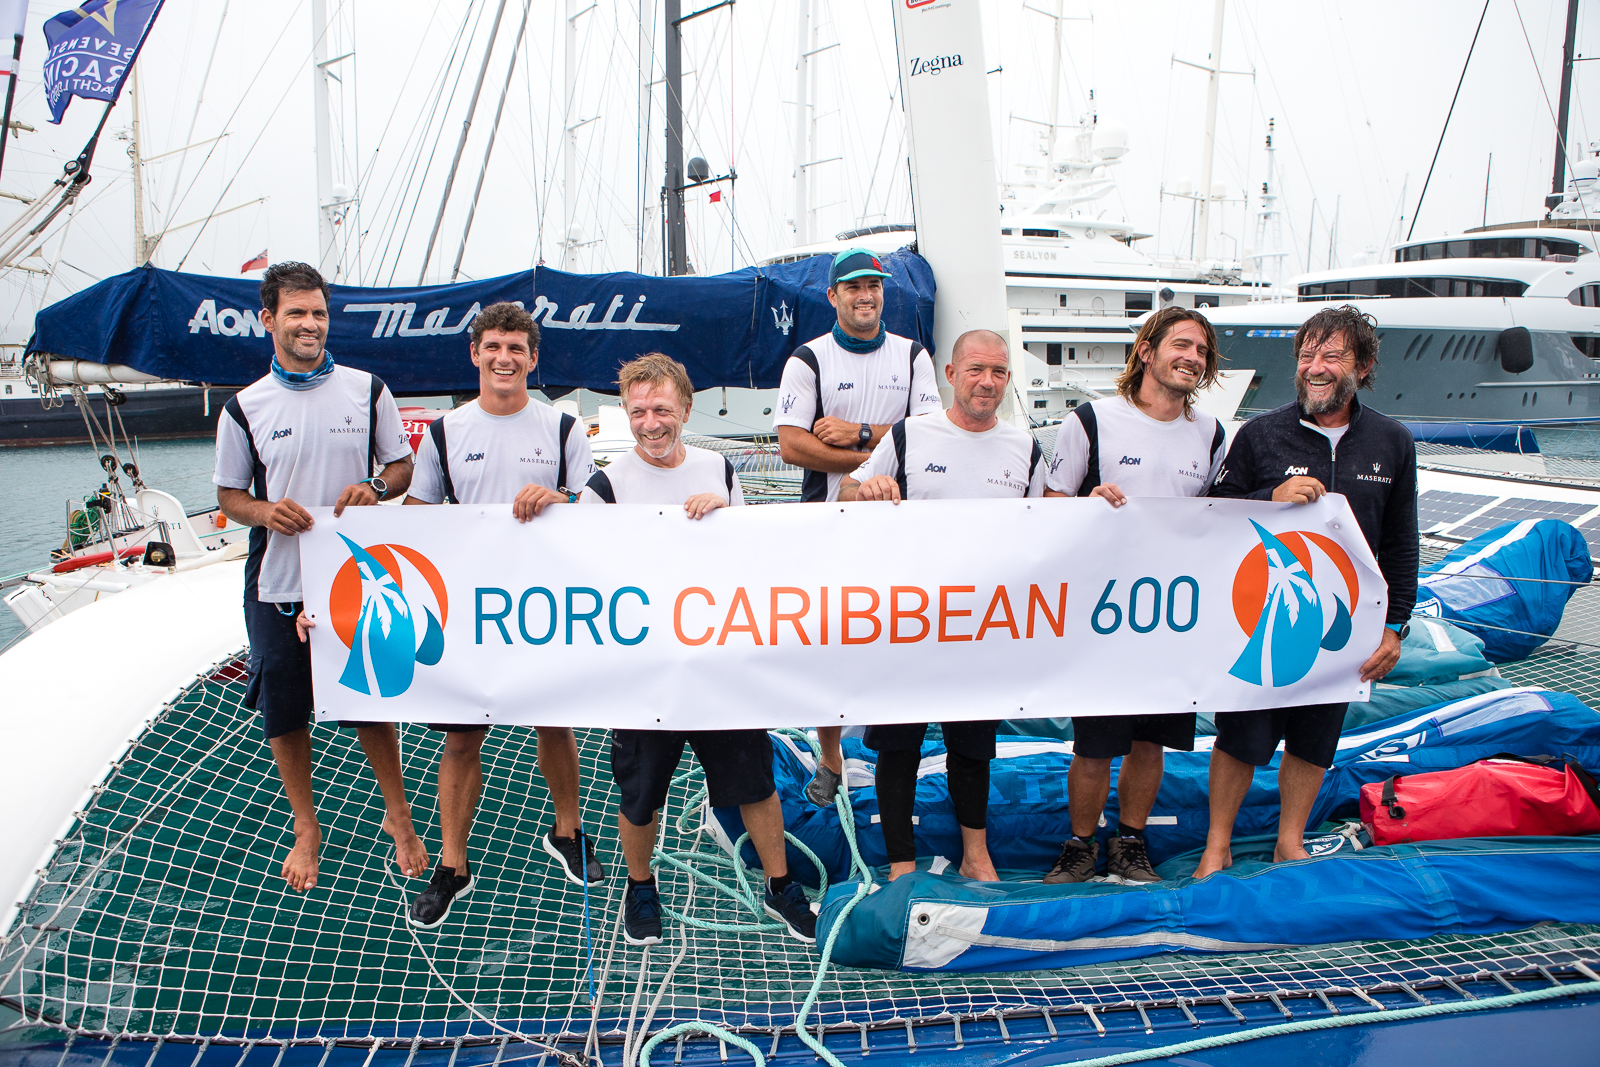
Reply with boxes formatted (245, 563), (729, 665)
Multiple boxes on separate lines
(774, 247), (942, 807)
(840, 329), (1046, 882)
(1039, 306), (1227, 885)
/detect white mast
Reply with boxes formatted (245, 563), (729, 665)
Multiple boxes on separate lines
(638, 0), (659, 274)
(563, 0), (580, 270)
(1194, 0), (1224, 263)
(1045, 0), (1063, 166)
(792, 0), (810, 246)
(127, 64), (149, 266)
(311, 0), (337, 280)
(1249, 117), (1286, 299)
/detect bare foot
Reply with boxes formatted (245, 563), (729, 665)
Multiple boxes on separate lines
(383, 810), (430, 878)
(283, 819), (321, 893)
(887, 861), (917, 882)
(1193, 846), (1232, 879)
(959, 856), (1000, 882)
(1273, 843), (1310, 864)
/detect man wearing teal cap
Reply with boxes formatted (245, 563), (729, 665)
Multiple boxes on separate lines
(773, 247), (943, 806)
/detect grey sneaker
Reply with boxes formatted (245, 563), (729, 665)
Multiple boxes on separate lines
(1043, 837), (1098, 884)
(1106, 835), (1161, 884)
(804, 765), (842, 807)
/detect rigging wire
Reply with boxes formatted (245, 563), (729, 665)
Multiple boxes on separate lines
(1407, 0), (1491, 241)
(1512, 0), (1590, 220)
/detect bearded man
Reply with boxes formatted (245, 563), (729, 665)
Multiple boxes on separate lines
(1195, 304), (1417, 878)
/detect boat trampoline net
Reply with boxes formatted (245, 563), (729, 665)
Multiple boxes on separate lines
(3, 651), (1600, 1058)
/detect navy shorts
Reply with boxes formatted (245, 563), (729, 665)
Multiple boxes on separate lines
(611, 729), (777, 827)
(1072, 713), (1197, 760)
(243, 599), (381, 741)
(243, 599), (315, 741)
(863, 721), (999, 761)
(1213, 703), (1346, 769)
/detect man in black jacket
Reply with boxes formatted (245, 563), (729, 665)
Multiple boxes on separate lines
(1195, 305), (1416, 878)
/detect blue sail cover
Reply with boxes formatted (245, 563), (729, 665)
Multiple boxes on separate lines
(25, 251), (936, 395)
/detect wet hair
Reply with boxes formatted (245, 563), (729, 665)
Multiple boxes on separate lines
(1295, 304), (1379, 389)
(618, 352), (694, 409)
(951, 329), (1008, 368)
(1115, 306), (1220, 410)
(470, 301), (539, 350)
(259, 261), (329, 314)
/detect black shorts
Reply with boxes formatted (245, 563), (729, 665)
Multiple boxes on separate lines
(611, 729), (776, 827)
(1071, 713), (1197, 760)
(1213, 703), (1346, 769)
(243, 599), (385, 740)
(862, 721), (999, 761)
(243, 599), (315, 741)
(428, 723), (490, 734)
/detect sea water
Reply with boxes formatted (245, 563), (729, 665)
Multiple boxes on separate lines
(0, 438), (220, 652)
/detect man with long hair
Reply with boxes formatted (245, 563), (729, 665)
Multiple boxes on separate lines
(1196, 304), (1416, 878)
(1039, 307), (1228, 885)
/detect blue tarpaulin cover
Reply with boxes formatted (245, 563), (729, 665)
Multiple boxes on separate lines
(713, 687), (1600, 886)
(1416, 519), (1591, 662)
(815, 834), (1600, 972)
(25, 252), (936, 395)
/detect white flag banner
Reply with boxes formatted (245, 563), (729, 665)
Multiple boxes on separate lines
(299, 495), (1387, 730)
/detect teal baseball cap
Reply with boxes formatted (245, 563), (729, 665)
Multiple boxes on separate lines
(828, 248), (892, 286)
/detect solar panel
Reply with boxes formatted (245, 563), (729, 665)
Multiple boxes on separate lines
(1446, 497), (1596, 542)
(1416, 489), (1495, 532)
(1574, 513), (1600, 560)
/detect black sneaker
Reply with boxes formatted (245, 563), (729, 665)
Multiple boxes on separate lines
(1106, 835), (1160, 884)
(763, 881), (818, 945)
(1042, 837), (1098, 885)
(624, 880), (663, 946)
(408, 863), (474, 929)
(543, 828), (605, 886)
(804, 765), (842, 807)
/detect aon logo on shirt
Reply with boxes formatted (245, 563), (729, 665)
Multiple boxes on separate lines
(270, 427), (292, 441)
(1284, 465), (1309, 476)
(924, 463), (947, 473)
(1118, 455), (1141, 466)
(837, 382), (855, 390)
(464, 452), (485, 463)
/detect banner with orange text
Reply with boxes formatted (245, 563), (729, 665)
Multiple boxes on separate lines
(298, 495), (1387, 729)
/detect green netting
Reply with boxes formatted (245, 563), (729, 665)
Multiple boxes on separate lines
(3, 655), (1600, 1057)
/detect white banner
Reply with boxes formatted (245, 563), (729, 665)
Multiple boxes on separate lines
(299, 496), (1386, 729)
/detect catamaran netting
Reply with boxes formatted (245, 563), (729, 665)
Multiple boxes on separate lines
(3, 653), (1600, 1057)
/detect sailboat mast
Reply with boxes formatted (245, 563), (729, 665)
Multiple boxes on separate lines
(563, 0), (578, 269)
(128, 64), (149, 266)
(1046, 0), (1063, 166)
(1552, 0), (1580, 198)
(664, 0), (686, 275)
(792, 0), (810, 247)
(311, 0), (337, 279)
(1194, 0), (1224, 263)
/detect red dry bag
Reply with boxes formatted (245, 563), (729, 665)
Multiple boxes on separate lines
(1359, 754), (1600, 845)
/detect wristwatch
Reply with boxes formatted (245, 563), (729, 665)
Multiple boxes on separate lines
(1385, 622), (1410, 639)
(364, 476), (389, 499)
(858, 422), (872, 445)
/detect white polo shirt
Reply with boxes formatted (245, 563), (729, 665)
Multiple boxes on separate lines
(579, 445), (746, 506)
(852, 410), (1047, 499)
(1046, 395), (1226, 498)
(408, 398), (595, 505)
(772, 329), (942, 501)
(214, 364), (412, 603)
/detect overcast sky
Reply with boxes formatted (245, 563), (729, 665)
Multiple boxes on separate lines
(0, 0), (1593, 342)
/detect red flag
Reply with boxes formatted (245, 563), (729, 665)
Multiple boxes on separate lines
(241, 249), (267, 273)
(708, 190), (722, 203)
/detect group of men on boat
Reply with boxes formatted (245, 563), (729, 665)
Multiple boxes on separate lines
(215, 251), (1417, 949)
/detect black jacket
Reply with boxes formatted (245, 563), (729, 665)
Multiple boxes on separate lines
(1209, 397), (1418, 625)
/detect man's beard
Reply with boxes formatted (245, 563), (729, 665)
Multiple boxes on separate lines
(640, 427), (678, 459)
(1297, 369), (1358, 415)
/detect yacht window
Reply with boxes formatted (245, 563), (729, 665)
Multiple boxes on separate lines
(1396, 237), (1585, 262)
(1059, 294), (1067, 307)
(1195, 295), (1218, 308)
(1299, 276), (1526, 300)
(1572, 336), (1600, 360)
(1046, 343), (1063, 365)
(1022, 228), (1060, 238)
(1125, 292), (1153, 313)
(1569, 284), (1600, 307)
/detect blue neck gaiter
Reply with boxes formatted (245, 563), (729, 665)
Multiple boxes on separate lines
(271, 351), (335, 391)
(833, 322), (887, 354)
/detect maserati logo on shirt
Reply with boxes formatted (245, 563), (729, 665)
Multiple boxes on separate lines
(1372, 462), (1381, 473)
(892, 374), (900, 383)
(535, 448), (544, 456)
(781, 394), (797, 414)
(345, 415), (353, 425)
